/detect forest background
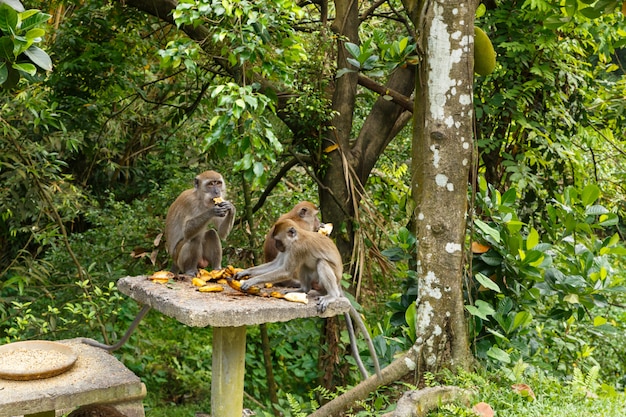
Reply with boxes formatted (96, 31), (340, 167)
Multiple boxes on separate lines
(1, 0), (626, 416)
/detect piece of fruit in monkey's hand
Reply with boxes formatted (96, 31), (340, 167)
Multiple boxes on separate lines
(318, 223), (333, 236)
(149, 270), (174, 284)
(213, 197), (224, 204)
(227, 279), (260, 295)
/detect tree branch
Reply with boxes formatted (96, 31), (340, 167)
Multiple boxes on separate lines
(357, 73), (414, 112)
(307, 348), (420, 417)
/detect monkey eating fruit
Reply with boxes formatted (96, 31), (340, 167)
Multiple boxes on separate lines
(165, 170), (235, 276)
(235, 219), (382, 380)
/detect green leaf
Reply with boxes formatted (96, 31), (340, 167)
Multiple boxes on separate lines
(0, 4), (18, 33)
(405, 301), (416, 342)
(0, 36), (12, 59)
(0, 61), (7, 84)
(526, 227), (539, 250)
(474, 219), (501, 243)
(598, 213), (619, 227)
(475, 272), (501, 293)
(593, 316), (607, 326)
(465, 300), (495, 321)
(23, 45), (51, 70)
(1, 0), (24, 12)
(13, 61), (35, 75)
(336, 67), (355, 78)
(585, 204), (609, 216)
(581, 184), (600, 206)
(487, 346), (511, 363)
(24, 27), (45, 40)
(344, 42), (360, 59)
(511, 311), (532, 331)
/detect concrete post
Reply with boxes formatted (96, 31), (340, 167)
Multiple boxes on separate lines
(211, 326), (247, 417)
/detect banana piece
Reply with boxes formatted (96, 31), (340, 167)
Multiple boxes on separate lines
(198, 284), (224, 292)
(192, 277), (207, 287)
(284, 292), (308, 304)
(318, 223), (333, 236)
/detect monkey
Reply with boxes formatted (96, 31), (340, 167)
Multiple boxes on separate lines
(165, 170), (235, 276)
(261, 201), (321, 288)
(235, 219), (382, 381)
(263, 201), (320, 262)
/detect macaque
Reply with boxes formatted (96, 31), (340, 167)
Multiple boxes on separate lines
(165, 170), (235, 275)
(235, 219), (382, 380)
(263, 201), (320, 262)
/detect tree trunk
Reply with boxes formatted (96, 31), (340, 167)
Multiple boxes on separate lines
(409, 0), (474, 372)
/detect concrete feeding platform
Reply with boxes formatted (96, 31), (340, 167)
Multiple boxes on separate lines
(0, 338), (146, 417)
(117, 275), (351, 417)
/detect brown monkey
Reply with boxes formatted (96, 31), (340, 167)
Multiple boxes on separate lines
(235, 219), (382, 380)
(263, 201), (321, 262)
(165, 170), (235, 275)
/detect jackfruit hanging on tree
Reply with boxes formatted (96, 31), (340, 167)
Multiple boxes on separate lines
(474, 27), (496, 76)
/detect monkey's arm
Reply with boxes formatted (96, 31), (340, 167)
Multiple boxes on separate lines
(182, 207), (222, 240)
(240, 263), (292, 290)
(214, 201), (235, 239)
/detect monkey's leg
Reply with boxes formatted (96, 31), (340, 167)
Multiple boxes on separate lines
(178, 235), (204, 275)
(82, 305), (151, 351)
(203, 229), (223, 270)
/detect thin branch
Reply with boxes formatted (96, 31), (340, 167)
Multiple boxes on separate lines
(358, 73), (414, 112)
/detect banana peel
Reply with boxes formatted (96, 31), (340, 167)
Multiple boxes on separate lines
(149, 270), (174, 284)
(270, 291), (308, 304)
(196, 265), (244, 282)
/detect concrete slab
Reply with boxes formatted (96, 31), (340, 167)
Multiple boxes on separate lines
(0, 338), (146, 417)
(117, 275), (351, 328)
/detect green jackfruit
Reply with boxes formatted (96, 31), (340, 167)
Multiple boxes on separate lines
(474, 27), (496, 76)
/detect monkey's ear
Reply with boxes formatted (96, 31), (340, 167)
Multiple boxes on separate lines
(298, 208), (308, 218)
(287, 227), (297, 238)
(194, 177), (200, 189)
(275, 239), (285, 252)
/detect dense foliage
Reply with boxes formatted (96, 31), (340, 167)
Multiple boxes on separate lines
(0, 0), (625, 415)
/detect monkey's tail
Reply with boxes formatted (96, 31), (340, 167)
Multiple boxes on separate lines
(343, 312), (369, 380)
(347, 306), (383, 380)
(81, 304), (151, 352)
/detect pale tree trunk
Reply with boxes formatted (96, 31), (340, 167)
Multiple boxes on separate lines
(409, 0), (474, 372)
(308, 2), (477, 415)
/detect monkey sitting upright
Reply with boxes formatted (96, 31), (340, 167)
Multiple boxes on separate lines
(263, 201), (320, 262)
(165, 170), (235, 276)
(235, 219), (382, 380)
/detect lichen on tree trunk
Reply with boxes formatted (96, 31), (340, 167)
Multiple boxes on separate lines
(409, 0), (475, 373)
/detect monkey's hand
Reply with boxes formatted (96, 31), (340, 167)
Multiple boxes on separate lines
(240, 278), (257, 291)
(233, 269), (250, 281)
(212, 200), (234, 217)
(317, 295), (333, 313)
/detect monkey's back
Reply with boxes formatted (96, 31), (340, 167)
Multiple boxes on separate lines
(164, 188), (195, 255)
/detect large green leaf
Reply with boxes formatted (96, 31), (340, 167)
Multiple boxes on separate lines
(0, 4), (18, 34)
(23, 45), (51, 70)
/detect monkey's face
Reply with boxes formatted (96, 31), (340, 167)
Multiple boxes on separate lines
(272, 220), (299, 252)
(195, 173), (226, 207)
(297, 204), (321, 232)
